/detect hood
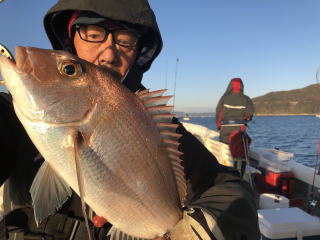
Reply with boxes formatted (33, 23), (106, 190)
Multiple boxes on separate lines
(43, 0), (163, 91)
(224, 78), (244, 94)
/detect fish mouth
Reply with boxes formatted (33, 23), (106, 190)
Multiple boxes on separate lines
(0, 46), (34, 84)
(0, 54), (18, 74)
(14, 100), (98, 127)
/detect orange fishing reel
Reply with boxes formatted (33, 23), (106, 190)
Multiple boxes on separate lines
(0, 43), (13, 60)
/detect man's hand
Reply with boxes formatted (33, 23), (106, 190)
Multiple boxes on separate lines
(93, 216), (166, 239)
(92, 215), (108, 227)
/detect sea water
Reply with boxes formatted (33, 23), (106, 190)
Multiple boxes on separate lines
(185, 115), (320, 168)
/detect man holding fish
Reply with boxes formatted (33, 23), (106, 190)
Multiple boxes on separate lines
(0, 0), (260, 239)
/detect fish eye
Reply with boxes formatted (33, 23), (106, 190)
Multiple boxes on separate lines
(64, 65), (75, 75)
(58, 60), (83, 78)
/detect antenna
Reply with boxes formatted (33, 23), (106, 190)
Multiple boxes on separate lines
(316, 65), (320, 84)
(165, 59), (168, 89)
(173, 58), (179, 108)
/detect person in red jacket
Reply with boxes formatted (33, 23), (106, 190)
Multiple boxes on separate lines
(216, 78), (254, 174)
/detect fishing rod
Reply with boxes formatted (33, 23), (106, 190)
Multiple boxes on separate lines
(308, 140), (320, 213)
(316, 65), (320, 84)
(0, 43), (13, 60)
(172, 57), (179, 108)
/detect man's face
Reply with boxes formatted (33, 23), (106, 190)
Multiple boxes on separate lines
(73, 21), (138, 80)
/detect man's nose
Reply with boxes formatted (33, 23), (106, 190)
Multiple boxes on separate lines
(98, 33), (118, 65)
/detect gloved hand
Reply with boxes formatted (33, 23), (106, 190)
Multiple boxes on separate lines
(0, 92), (16, 184)
(0, 92), (38, 186)
(168, 208), (213, 240)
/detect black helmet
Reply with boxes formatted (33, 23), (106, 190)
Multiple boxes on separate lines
(43, 0), (163, 91)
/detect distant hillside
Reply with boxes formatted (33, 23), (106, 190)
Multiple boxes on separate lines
(252, 84), (320, 115)
(174, 111), (214, 118)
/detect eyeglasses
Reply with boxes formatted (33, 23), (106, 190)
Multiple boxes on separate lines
(75, 24), (139, 48)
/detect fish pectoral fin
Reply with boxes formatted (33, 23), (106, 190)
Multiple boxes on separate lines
(30, 161), (72, 225)
(73, 130), (93, 240)
(107, 227), (151, 240)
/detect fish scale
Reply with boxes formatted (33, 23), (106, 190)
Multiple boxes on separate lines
(84, 103), (181, 234)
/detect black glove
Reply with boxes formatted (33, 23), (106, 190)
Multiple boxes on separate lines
(0, 92), (39, 187)
(0, 92), (17, 184)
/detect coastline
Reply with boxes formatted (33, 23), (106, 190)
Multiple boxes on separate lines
(254, 113), (317, 116)
(176, 112), (319, 117)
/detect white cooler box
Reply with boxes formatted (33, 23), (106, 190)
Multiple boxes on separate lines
(258, 207), (320, 240)
(259, 193), (289, 209)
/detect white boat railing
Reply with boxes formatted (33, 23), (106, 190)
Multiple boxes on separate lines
(181, 122), (234, 167)
(181, 121), (320, 189)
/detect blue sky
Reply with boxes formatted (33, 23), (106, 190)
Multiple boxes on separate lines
(1, 0), (320, 112)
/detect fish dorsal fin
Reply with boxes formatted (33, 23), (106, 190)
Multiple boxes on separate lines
(30, 161), (72, 225)
(148, 105), (174, 114)
(152, 113), (175, 122)
(138, 89), (167, 101)
(156, 122), (179, 131)
(160, 131), (182, 141)
(144, 96), (172, 108)
(163, 138), (180, 148)
(137, 89), (187, 206)
(107, 227), (150, 240)
(135, 88), (150, 96)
